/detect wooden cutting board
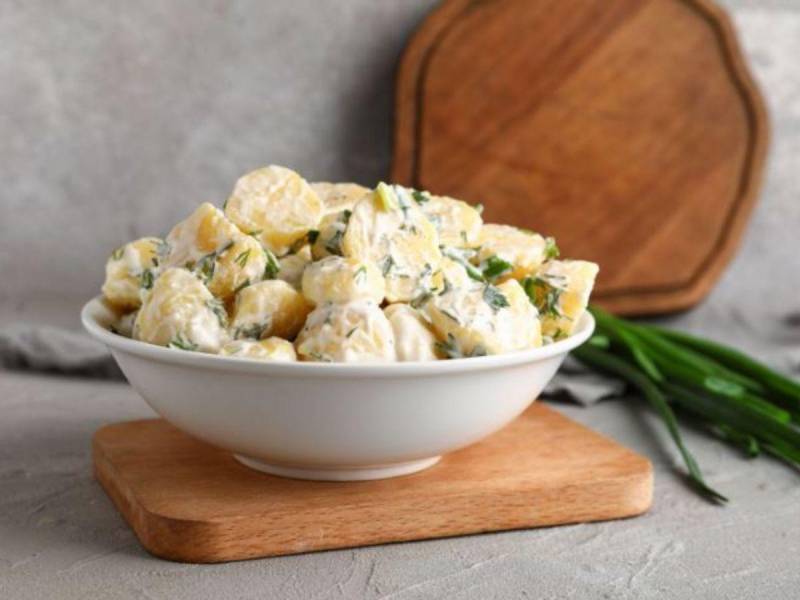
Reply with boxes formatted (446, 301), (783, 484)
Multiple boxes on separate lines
(392, 0), (768, 315)
(93, 404), (652, 563)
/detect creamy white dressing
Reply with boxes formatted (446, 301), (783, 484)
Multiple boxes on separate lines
(296, 300), (396, 363)
(384, 304), (438, 361)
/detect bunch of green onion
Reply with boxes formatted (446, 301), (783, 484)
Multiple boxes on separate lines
(572, 306), (800, 503)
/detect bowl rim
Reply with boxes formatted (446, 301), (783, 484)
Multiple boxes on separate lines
(81, 296), (594, 378)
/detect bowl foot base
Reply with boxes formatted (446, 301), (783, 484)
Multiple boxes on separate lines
(234, 454), (441, 481)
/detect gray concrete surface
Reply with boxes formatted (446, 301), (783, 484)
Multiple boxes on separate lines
(2, 0), (800, 598)
(1, 370), (799, 600)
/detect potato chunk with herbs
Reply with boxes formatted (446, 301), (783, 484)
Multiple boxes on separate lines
(477, 224), (556, 281)
(311, 182), (369, 215)
(220, 337), (297, 361)
(163, 202), (241, 271)
(311, 209), (351, 260)
(417, 193), (483, 248)
(102, 237), (165, 311)
(224, 165), (323, 255)
(301, 256), (385, 306)
(384, 303), (439, 362)
(343, 183), (442, 303)
(230, 280), (312, 340)
(523, 259), (599, 340)
(424, 279), (541, 357)
(296, 300), (396, 363)
(133, 268), (228, 353)
(205, 234), (267, 302)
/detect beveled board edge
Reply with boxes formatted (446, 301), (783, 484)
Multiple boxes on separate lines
(391, 0), (769, 316)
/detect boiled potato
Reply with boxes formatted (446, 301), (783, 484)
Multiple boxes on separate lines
(311, 209), (350, 260)
(133, 268), (228, 353)
(301, 255), (385, 306)
(276, 244), (312, 289)
(230, 279), (312, 340)
(220, 337), (297, 361)
(342, 183), (442, 303)
(295, 300), (395, 362)
(311, 182), (369, 215)
(419, 193), (482, 248)
(163, 202), (241, 271)
(112, 310), (138, 338)
(384, 303), (439, 361)
(477, 224), (553, 281)
(424, 279), (541, 356)
(205, 234), (267, 302)
(102, 237), (164, 311)
(224, 165), (323, 255)
(524, 259), (599, 340)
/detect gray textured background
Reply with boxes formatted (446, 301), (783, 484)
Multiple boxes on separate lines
(1, 1), (799, 598)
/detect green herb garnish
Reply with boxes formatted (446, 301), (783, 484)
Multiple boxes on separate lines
(206, 299), (228, 327)
(353, 265), (367, 284)
(168, 334), (198, 352)
(323, 211), (351, 256)
(111, 246), (124, 261)
(435, 334), (486, 359)
(412, 189), (430, 205)
(482, 284), (510, 312)
(544, 236), (560, 260)
(263, 248), (280, 279)
(139, 269), (155, 290)
(522, 275), (564, 317)
(196, 253), (216, 283)
(480, 255), (513, 282)
(435, 334), (461, 359)
(234, 249), (251, 268)
(234, 321), (268, 340)
(381, 254), (396, 277)
(410, 291), (433, 309)
(441, 246), (483, 281)
(233, 279), (251, 295)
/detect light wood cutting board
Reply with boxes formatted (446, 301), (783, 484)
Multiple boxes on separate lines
(93, 404), (652, 563)
(392, 0), (768, 315)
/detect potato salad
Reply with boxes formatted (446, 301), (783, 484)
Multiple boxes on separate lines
(100, 165), (598, 363)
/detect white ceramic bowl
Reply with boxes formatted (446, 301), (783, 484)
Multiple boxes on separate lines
(82, 297), (594, 481)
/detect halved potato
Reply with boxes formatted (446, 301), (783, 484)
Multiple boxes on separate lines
(524, 259), (598, 340)
(295, 300), (395, 363)
(476, 224), (550, 281)
(230, 279), (312, 340)
(224, 165), (323, 255)
(342, 184), (442, 303)
(102, 237), (164, 311)
(301, 255), (385, 306)
(384, 303), (439, 361)
(133, 268), (228, 353)
(420, 194), (482, 248)
(311, 182), (369, 215)
(424, 279), (541, 356)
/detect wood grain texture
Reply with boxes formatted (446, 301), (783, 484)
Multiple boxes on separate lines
(93, 404), (652, 563)
(392, 0), (768, 315)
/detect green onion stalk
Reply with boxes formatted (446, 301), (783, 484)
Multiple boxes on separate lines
(571, 306), (800, 503)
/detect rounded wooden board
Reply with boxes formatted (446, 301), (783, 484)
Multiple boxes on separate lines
(392, 0), (768, 316)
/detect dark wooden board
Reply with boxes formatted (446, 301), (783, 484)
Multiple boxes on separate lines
(93, 403), (652, 563)
(393, 0), (768, 315)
